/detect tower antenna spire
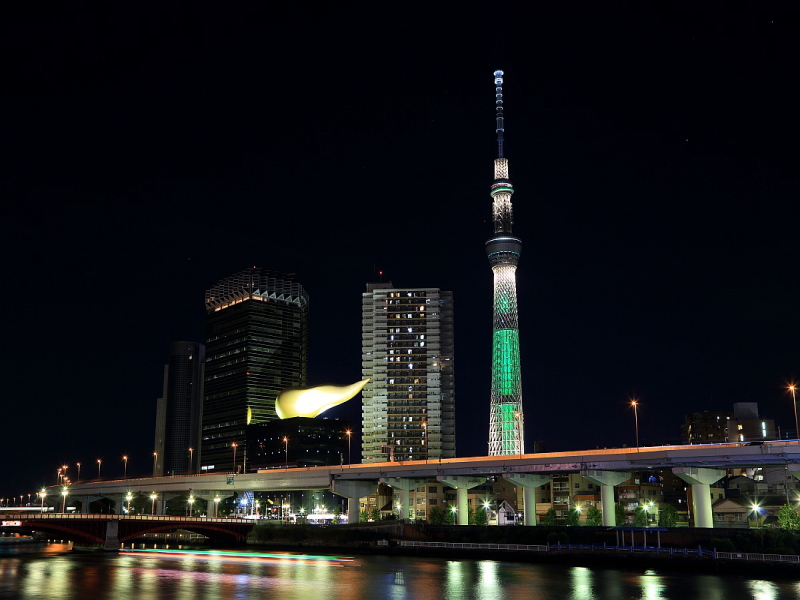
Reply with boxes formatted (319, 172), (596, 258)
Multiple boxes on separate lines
(494, 70), (505, 158)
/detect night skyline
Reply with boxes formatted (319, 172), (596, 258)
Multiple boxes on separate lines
(3, 7), (800, 498)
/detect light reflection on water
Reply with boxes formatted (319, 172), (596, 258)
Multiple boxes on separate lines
(2, 544), (800, 599)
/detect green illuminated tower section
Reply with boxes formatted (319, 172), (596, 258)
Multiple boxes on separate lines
(486, 70), (525, 456)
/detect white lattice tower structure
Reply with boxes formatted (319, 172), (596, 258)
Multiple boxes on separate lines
(486, 70), (525, 456)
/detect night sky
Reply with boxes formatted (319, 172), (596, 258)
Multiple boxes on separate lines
(3, 7), (799, 499)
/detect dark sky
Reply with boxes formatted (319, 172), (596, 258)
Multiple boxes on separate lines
(3, 6), (799, 499)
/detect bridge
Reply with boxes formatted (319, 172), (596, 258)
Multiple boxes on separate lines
(0, 513), (253, 550)
(53, 441), (800, 529)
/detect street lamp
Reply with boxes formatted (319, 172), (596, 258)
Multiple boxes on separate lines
(76, 462), (81, 482)
(283, 437), (289, 468)
(214, 495), (220, 518)
(790, 385), (799, 440)
(345, 430), (352, 466)
(631, 399), (640, 450)
(97, 459), (102, 479)
(231, 442), (238, 474)
(61, 487), (69, 513)
(150, 493), (157, 515)
(39, 489), (46, 511)
(125, 492), (133, 514)
(188, 447), (194, 474)
(122, 455), (128, 479)
(152, 451), (158, 475)
(188, 495), (195, 517)
(56, 467), (62, 485)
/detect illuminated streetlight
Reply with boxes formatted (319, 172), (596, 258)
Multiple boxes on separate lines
(152, 451), (158, 475)
(630, 399), (640, 450)
(150, 492), (157, 515)
(283, 437), (289, 468)
(76, 462), (81, 482)
(231, 442), (238, 474)
(126, 492), (133, 514)
(122, 455), (128, 479)
(188, 447), (194, 474)
(188, 495), (195, 517)
(38, 489), (46, 511)
(97, 459), (102, 479)
(61, 487), (69, 513)
(345, 430), (352, 466)
(214, 495), (220, 518)
(790, 385), (799, 440)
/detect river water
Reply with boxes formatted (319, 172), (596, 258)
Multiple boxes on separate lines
(1, 543), (799, 599)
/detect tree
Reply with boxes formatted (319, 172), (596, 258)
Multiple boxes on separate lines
(444, 505), (456, 525)
(542, 508), (557, 526)
(369, 507), (380, 522)
(615, 503), (626, 525)
(565, 507), (580, 526)
(633, 506), (647, 527)
(467, 506), (476, 525)
(428, 505), (445, 525)
(778, 504), (800, 530)
(658, 504), (678, 527)
(359, 510), (369, 523)
(474, 506), (488, 526)
(586, 505), (602, 526)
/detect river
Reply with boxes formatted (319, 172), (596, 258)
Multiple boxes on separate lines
(1, 543), (799, 599)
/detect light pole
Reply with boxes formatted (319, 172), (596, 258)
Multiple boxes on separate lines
(283, 437), (288, 468)
(214, 495), (220, 518)
(123, 455), (128, 479)
(345, 430), (352, 466)
(61, 487), (68, 513)
(97, 459), (102, 479)
(188, 495), (195, 517)
(62, 465), (68, 482)
(56, 468), (62, 485)
(39, 489), (46, 511)
(231, 442), (238, 474)
(790, 385), (799, 439)
(150, 493), (157, 515)
(76, 462), (81, 482)
(514, 412), (523, 457)
(152, 451), (158, 475)
(188, 447), (194, 474)
(631, 399), (639, 450)
(126, 492), (133, 514)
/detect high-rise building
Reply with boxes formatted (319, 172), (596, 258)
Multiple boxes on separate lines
(153, 341), (205, 476)
(486, 70), (525, 456)
(361, 282), (455, 462)
(247, 417), (351, 470)
(682, 403), (777, 444)
(202, 267), (309, 472)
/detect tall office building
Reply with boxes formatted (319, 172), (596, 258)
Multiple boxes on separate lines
(486, 70), (525, 456)
(153, 341), (205, 476)
(361, 282), (455, 462)
(202, 267), (309, 472)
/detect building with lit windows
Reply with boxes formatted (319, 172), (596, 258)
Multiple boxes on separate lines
(247, 417), (351, 470)
(153, 341), (205, 476)
(361, 282), (455, 462)
(201, 267), (308, 473)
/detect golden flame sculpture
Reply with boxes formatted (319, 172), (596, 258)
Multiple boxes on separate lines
(275, 379), (370, 419)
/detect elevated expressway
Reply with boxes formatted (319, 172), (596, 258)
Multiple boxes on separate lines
(59, 441), (800, 529)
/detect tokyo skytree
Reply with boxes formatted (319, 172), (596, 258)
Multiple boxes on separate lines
(486, 70), (525, 456)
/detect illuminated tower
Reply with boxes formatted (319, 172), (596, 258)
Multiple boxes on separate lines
(486, 70), (525, 456)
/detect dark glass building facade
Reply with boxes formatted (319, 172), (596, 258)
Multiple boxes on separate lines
(247, 417), (351, 470)
(202, 268), (309, 472)
(154, 341), (205, 476)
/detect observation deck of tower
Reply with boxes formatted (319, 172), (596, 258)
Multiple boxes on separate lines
(486, 70), (525, 456)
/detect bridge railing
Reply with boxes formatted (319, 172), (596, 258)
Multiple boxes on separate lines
(0, 513), (251, 524)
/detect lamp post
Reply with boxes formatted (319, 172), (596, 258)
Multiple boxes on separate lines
(214, 495), (220, 518)
(56, 468), (62, 485)
(188, 495), (195, 517)
(122, 455), (128, 479)
(188, 447), (194, 475)
(125, 492), (133, 514)
(61, 487), (68, 513)
(231, 442), (238, 474)
(76, 462), (81, 482)
(150, 493), (157, 515)
(790, 385), (799, 439)
(39, 489), (46, 511)
(97, 459), (102, 479)
(152, 451), (158, 475)
(283, 437), (288, 469)
(631, 399), (639, 450)
(345, 430), (352, 466)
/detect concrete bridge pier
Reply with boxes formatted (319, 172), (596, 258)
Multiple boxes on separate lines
(673, 467), (725, 528)
(503, 473), (552, 526)
(438, 476), (486, 525)
(582, 470), (632, 526)
(104, 521), (120, 551)
(331, 480), (377, 524)
(381, 478), (427, 520)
